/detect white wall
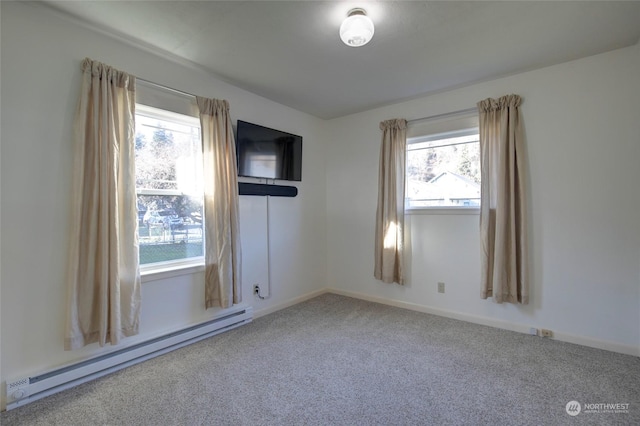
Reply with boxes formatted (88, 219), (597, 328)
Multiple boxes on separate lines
(326, 42), (640, 355)
(0, 1), (327, 409)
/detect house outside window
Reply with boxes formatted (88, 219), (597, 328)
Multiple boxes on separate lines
(135, 104), (204, 266)
(406, 128), (480, 209)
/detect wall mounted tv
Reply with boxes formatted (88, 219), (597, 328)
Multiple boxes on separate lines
(236, 120), (302, 181)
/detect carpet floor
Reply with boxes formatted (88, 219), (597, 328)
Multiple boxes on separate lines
(2, 293), (639, 425)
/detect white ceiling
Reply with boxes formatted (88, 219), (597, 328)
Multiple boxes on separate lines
(44, 1), (640, 119)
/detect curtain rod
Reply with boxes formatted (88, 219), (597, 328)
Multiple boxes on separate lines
(407, 107), (477, 125)
(136, 77), (197, 99)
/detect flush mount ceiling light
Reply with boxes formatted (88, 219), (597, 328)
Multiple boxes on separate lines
(340, 8), (374, 47)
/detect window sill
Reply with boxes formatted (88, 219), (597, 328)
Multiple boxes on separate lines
(141, 260), (205, 283)
(406, 207), (480, 216)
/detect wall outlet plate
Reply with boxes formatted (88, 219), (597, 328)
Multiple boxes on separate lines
(541, 329), (553, 338)
(437, 282), (445, 293)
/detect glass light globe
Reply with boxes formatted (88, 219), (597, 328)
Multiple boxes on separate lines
(340, 11), (374, 47)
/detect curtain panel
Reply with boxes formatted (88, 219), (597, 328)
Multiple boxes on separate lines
(66, 58), (141, 350)
(196, 97), (242, 309)
(477, 94), (528, 304)
(374, 118), (407, 285)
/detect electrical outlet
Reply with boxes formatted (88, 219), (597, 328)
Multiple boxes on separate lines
(541, 329), (553, 338)
(437, 282), (445, 293)
(253, 284), (260, 295)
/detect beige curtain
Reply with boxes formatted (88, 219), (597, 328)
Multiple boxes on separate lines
(66, 58), (141, 350)
(477, 94), (528, 304)
(196, 97), (242, 309)
(374, 119), (407, 285)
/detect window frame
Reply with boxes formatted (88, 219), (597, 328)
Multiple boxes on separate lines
(135, 103), (205, 277)
(405, 127), (481, 215)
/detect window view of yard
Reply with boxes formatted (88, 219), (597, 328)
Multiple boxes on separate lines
(135, 106), (204, 265)
(406, 130), (480, 208)
(137, 195), (204, 264)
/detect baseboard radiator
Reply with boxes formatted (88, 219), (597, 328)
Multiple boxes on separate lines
(5, 305), (253, 411)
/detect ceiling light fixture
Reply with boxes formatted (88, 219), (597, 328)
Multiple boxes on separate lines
(340, 8), (374, 47)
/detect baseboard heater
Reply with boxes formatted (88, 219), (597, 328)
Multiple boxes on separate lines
(5, 305), (253, 411)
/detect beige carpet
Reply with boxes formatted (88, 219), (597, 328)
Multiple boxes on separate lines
(2, 293), (639, 425)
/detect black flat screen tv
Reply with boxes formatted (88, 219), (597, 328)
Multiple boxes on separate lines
(236, 120), (302, 181)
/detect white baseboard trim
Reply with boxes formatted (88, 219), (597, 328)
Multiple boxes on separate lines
(252, 288), (329, 319)
(325, 287), (640, 357)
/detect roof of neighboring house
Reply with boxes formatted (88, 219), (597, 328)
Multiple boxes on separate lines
(428, 171), (480, 188)
(407, 171), (480, 202)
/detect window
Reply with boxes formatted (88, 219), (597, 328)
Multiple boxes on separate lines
(135, 104), (204, 267)
(406, 128), (480, 209)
